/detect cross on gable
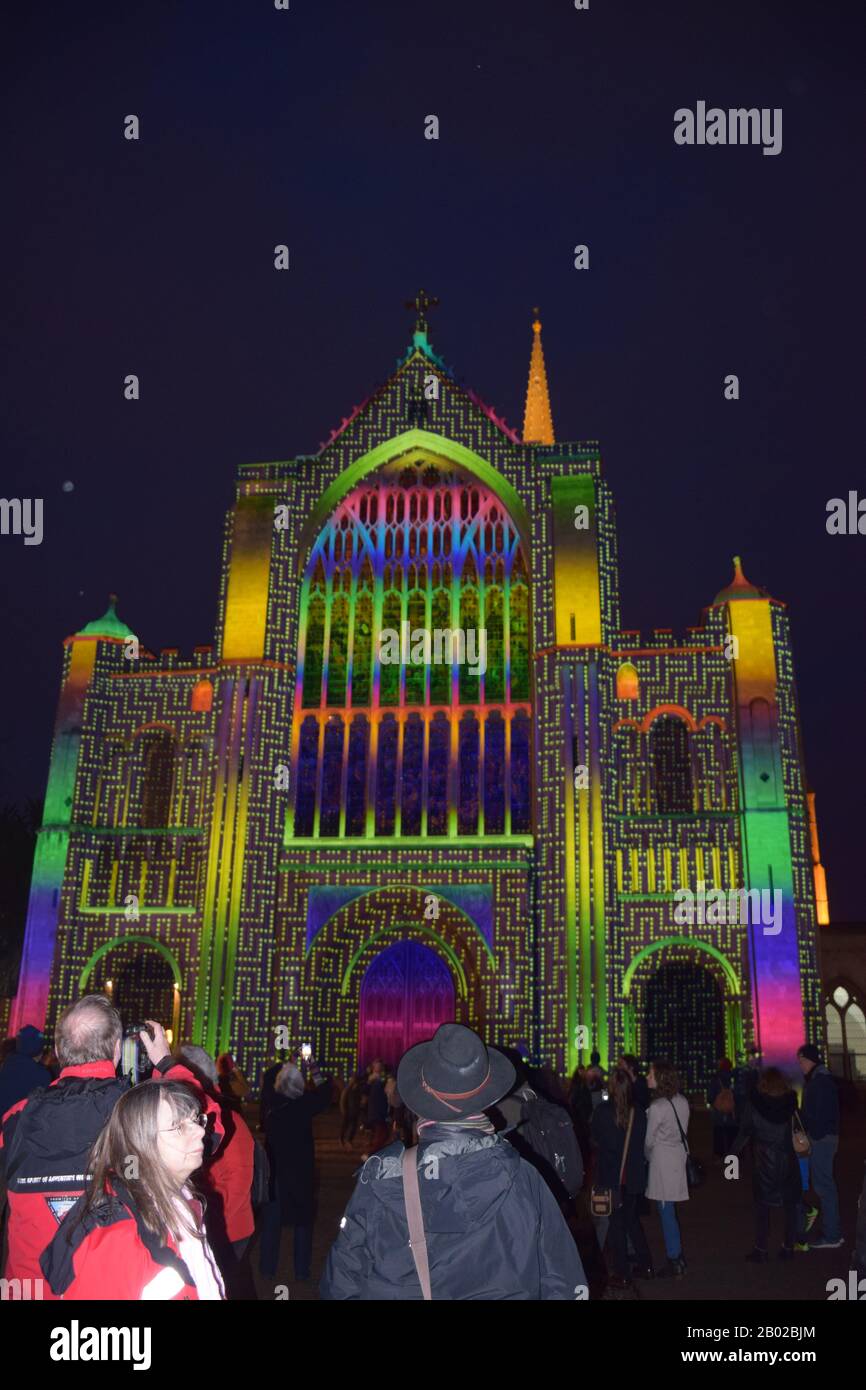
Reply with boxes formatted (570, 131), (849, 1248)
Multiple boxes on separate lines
(405, 288), (439, 333)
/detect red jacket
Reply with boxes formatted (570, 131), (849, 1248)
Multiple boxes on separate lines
(40, 1178), (223, 1301)
(0, 1058), (224, 1299)
(199, 1100), (256, 1243)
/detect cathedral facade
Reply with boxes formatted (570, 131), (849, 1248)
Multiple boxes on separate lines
(11, 301), (829, 1092)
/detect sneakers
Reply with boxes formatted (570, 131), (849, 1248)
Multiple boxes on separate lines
(809, 1235), (844, 1249)
(745, 1247), (769, 1263)
(793, 1241), (810, 1253)
(656, 1256), (687, 1278)
(804, 1205), (819, 1232)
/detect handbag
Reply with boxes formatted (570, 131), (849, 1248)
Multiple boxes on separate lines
(668, 1097), (704, 1189)
(792, 1109), (812, 1157)
(402, 1146), (432, 1301)
(591, 1107), (635, 1217)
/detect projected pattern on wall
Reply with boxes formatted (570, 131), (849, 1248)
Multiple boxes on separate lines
(11, 304), (828, 1091)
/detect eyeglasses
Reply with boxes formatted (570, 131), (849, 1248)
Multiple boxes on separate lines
(158, 1115), (207, 1136)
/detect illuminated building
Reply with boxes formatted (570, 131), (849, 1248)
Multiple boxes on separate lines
(10, 296), (828, 1090)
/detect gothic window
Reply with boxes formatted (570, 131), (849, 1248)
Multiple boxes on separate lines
(650, 715), (694, 813)
(290, 460), (532, 838)
(826, 985), (866, 1081)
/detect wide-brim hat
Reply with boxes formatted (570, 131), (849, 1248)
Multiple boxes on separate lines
(397, 1023), (516, 1121)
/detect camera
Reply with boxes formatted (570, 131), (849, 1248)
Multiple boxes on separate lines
(120, 1022), (154, 1085)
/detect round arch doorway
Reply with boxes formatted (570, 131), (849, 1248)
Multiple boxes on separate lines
(358, 939), (455, 1072)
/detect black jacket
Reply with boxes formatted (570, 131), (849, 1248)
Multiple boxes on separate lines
(591, 1101), (648, 1194)
(801, 1064), (839, 1141)
(732, 1091), (801, 1205)
(320, 1127), (585, 1300)
(265, 1078), (332, 1225)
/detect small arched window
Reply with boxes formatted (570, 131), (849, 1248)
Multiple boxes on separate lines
(191, 679), (213, 713)
(650, 716), (693, 814)
(825, 986), (866, 1081)
(616, 662), (639, 701)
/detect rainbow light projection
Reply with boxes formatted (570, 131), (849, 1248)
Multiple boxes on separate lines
(10, 310), (826, 1091)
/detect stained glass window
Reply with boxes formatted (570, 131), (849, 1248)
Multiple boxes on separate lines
(290, 458), (532, 838)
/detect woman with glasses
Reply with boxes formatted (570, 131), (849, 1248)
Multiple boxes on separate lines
(41, 1079), (225, 1299)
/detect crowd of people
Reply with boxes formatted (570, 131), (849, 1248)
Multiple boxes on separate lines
(0, 999), (861, 1301)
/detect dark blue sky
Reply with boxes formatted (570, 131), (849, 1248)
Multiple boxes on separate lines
(1, 0), (863, 918)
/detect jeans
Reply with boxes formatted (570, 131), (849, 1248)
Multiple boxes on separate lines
(657, 1200), (682, 1259)
(809, 1135), (841, 1241)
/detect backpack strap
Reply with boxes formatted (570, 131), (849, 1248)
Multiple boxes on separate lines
(401, 1146), (432, 1301)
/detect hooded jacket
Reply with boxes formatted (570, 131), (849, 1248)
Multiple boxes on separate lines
(320, 1127), (585, 1301)
(732, 1090), (801, 1206)
(40, 1177), (222, 1301)
(0, 1058), (223, 1296)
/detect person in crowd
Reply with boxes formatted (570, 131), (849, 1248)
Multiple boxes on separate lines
(41, 1080), (224, 1299)
(585, 1065), (606, 1111)
(619, 1054), (650, 1110)
(645, 1058), (690, 1278)
(495, 1049), (584, 1208)
(797, 1043), (842, 1248)
(568, 1064), (593, 1152)
(260, 1054), (332, 1283)
(733, 1049), (761, 1124)
(216, 1052), (250, 1107)
(0, 1026), (52, 1119)
(708, 1057), (738, 1159)
(730, 1066), (802, 1261)
(339, 1072), (364, 1151)
(174, 1042), (258, 1294)
(321, 1024), (586, 1300)
(258, 1054), (288, 1133)
(0, 995), (222, 1296)
(365, 1058), (390, 1155)
(591, 1066), (653, 1295)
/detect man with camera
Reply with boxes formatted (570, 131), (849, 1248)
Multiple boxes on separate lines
(0, 993), (223, 1299)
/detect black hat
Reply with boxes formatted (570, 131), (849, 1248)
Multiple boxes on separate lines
(397, 1023), (516, 1121)
(797, 1043), (822, 1066)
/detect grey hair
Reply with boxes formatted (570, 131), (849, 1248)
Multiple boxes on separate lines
(55, 994), (123, 1067)
(174, 1043), (219, 1088)
(275, 1063), (305, 1100)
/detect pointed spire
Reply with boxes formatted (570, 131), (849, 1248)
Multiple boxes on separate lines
(522, 309), (555, 445)
(404, 288), (440, 354)
(711, 556), (769, 605)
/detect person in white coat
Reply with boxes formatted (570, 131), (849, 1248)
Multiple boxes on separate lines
(645, 1058), (690, 1277)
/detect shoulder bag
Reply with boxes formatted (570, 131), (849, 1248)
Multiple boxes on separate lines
(792, 1108), (812, 1157)
(591, 1107), (635, 1217)
(668, 1096), (704, 1189)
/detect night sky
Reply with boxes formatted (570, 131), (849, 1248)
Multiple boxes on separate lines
(1, 1), (863, 919)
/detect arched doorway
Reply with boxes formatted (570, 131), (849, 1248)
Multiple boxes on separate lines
(358, 939), (455, 1071)
(84, 939), (179, 1039)
(646, 962), (724, 1093)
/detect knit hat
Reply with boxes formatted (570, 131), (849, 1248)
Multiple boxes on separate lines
(797, 1043), (822, 1065)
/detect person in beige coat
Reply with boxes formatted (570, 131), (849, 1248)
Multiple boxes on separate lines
(645, 1059), (690, 1278)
